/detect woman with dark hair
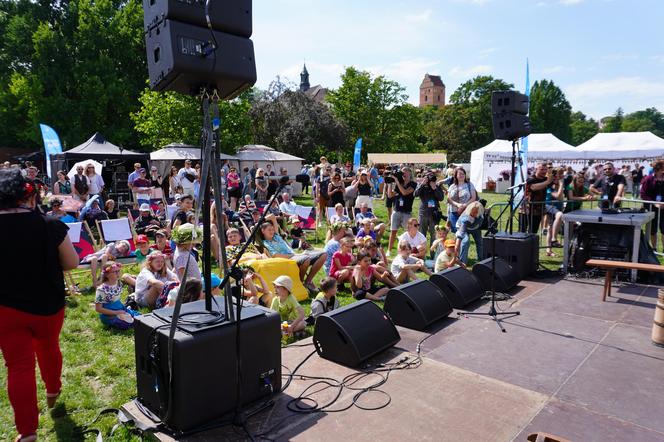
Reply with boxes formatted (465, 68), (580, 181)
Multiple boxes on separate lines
(168, 166), (180, 198)
(53, 170), (71, 195)
(447, 167), (477, 233)
(0, 169), (79, 442)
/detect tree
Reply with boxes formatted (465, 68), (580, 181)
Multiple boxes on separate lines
(327, 67), (424, 157)
(601, 108), (624, 132)
(569, 111), (599, 145)
(529, 79), (572, 142)
(622, 107), (664, 137)
(426, 75), (513, 162)
(249, 82), (347, 163)
(132, 89), (254, 153)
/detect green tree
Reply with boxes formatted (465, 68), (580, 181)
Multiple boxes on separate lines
(327, 67), (423, 157)
(601, 108), (624, 132)
(529, 79), (572, 142)
(132, 89), (254, 153)
(622, 107), (664, 137)
(569, 111), (599, 145)
(426, 75), (513, 162)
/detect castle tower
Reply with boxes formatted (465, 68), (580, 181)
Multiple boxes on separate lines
(300, 63), (310, 92)
(419, 74), (445, 107)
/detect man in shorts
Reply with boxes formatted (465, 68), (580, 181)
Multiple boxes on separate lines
(386, 167), (417, 256)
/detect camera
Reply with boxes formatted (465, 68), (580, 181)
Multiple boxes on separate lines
(426, 173), (437, 183)
(383, 169), (403, 184)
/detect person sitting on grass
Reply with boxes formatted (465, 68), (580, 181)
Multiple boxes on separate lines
(430, 225), (449, 261)
(167, 279), (203, 307)
(391, 240), (432, 283)
(172, 223), (203, 282)
(361, 238), (399, 287)
(351, 250), (390, 301)
(150, 229), (173, 267)
(310, 277), (340, 320)
(398, 217), (428, 260)
(135, 234), (153, 264)
(355, 218), (377, 246)
(270, 276), (305, 337)
(354, 202), (385, 242)
(83, 239), (132, 287)
(434, 239), (465, 273)
(289, 217), (311, 250)
(329, 237), (355, 286)
(323, 221), (350, 275)
(94, 262), (140, 329)
(260, 219), (327, 293)
(134, 203), (162, 237)
(134, 251), (178, 309)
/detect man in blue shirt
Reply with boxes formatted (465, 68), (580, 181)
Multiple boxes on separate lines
(354, 202), (385, 243)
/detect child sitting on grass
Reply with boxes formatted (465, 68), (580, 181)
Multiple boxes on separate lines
(351, 250), (390, 301)
(329, 238), (355, 285)
(434, 239), (465, 273)
(270, 275), (305, 336)
(94, 262), (140, 329)
(391, 240), (432, 283)
(361, 238), (399, 287)
(135, 234), (153, 264)
(167, 279), (203, 307)
(84, 239), (131, 287)
(429, 225), (449, 260)
(310, 276), (340, 321)
(172, 223), (202, 282)
(289, 217), (311, 250)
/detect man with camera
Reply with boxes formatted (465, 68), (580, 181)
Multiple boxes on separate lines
(386, 166), (417, 255)
(414, 171), (446, 247)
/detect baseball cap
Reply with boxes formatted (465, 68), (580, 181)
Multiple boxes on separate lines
(444, 239), (456, 248)
(139, 203), (151, 211)
(136, 234), (149, 244)
(202, 273), (222, 290)
(273, 275), (293, 293)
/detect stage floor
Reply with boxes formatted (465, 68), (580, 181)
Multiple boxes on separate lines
(123, 276), (664, 441)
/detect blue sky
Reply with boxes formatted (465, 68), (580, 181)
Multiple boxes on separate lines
(252, 0), (664, 120)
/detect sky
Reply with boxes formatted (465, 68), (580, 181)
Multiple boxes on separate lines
(251, 0), (664, 120)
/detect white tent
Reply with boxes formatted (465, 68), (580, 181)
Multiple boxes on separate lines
(150, 143), (238, 161)
(235, 145), (305, 195)
(575, 132), (664, 161)
(470, 133), (580, 190)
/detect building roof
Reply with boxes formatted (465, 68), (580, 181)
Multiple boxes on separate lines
(367, 152), (447, 165)
(305, 85), (328, 102)
(422, 74), (445, 88)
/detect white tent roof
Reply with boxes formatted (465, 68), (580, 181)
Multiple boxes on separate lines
(150, 143), (238, 161)
(234, 145), (304, 161)
(575, 132), (664, 159)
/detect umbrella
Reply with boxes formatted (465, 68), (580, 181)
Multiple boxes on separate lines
(67, 159), (103, 180)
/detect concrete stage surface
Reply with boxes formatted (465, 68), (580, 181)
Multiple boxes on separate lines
(123, 276), (664, 441)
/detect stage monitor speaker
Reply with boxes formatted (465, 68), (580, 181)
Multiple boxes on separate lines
(313, 300), (400, 367)
(384, 279), (453, 331)
(491, 90), (531, 141)
(472, 257), (520, 293)
(483, 232), (539, 280)
(143, 0), (252, 38)
(430, 266), (485, 309)
(145, 19), (256, 97)
(134, 298), (281, 432)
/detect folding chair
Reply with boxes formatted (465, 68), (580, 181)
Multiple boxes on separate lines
(295, 205), (317, 242)
(96, 218), (138, 261)
(64, 221), (99, 293)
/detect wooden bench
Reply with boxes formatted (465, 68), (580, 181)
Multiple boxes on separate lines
(586, 259), (664, 301)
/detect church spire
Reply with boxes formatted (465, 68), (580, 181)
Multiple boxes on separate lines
(300, 62), (310, 92)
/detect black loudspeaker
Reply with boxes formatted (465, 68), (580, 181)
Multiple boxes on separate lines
(134, 298), (281, 432)
(472, 257), (520, 293)
(384, 280), (453, 331)
(491, 90), (531, 141)
(482, 232), (539, 280)
(430, 266), (485, 309)
(313, 300), (400, 367)
(145, 19), (256, 97)
(143, 0), (252, 38)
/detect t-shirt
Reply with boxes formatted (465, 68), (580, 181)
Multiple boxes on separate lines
(170, 210), (188, 228)
(353, 266), (374, 291)
(447, 182), (476, 214)
(270, 294), (301, 322)
(95, 282), (125, 324)
(391, 254), (418, 275)
(399, 231), (427, 251)
(594, 174), (626, 202)
(330, 251), (352, 276)
(87, 174), (105, 195)
(329, 214), (350, 223)
(263, 234), (294, 257)
(0, 212), (68, 315)
(434, 251), (456, 273)
(356, 229), (376, 241)
(355, 211), (376, 223)
(174, 247), (202, 281)
(279, 200), (298, 215)
(565, 184), (589, 211)
(150, 243), (173, 257)
(393, 181), (418, 213)
(135, 267), (177, 297)
(323, 239), (341, 274)
(135, 247), (153, 264)
(311, 293), (339, 318)
(178, 167), (197, 189)
(526, 176), (548, 215)
(290, 227), (304, 238)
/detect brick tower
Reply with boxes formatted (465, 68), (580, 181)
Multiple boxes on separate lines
(419, 74), (445, 107)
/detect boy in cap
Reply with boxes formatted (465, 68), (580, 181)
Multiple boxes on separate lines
(434, 239), (465, 273)
(135, 234), (153, 264)
(270, 276), (305, 336)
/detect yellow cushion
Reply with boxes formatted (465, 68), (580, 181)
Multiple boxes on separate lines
(245, 258), (310, 301)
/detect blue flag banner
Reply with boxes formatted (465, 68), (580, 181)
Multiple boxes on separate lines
(39, 124), (63, 179)
(353, 138), (363, 169)
(513, 60), (530, 208)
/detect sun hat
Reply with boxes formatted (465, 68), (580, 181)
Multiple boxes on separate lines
(290, 216), (301, 224)
(171, 223), (203, 244)
(273, 275), (293, 293)
(136, 234), (149, 244)
(444, 239), (456, 248)
(139, 203), (151, 211)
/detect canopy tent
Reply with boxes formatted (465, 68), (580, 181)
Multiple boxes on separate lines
(367, 152), (447, 165)
(235, 145), (304, 196)
(66, 159), (103, 180)
(575, 132), (664, 161)
(150, 143), (238, 161)
(57, 133), (147, 160)
(470, 133), (580, 190)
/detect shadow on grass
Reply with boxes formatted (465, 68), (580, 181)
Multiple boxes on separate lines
(51, 403), (84, 442)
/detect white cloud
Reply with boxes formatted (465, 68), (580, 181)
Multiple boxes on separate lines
(650, 55), (664, 63)
(448, 65), (493, 78)
(541, 65), (576, 75)
(478, 47), (498, 58)
(600, 54), (639, 61)
(368, 58), (441, 82)
(405, 9), (433, 23)
(565, 77), (664, 118)
(559, 0), (583, 5)
(452, 0), (493, 4)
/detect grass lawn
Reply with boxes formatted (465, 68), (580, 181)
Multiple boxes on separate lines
(0, 190), (563, 441)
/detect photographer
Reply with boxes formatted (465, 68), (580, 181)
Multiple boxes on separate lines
(414, 170), (445, 247)
(386, 166), (417, 255)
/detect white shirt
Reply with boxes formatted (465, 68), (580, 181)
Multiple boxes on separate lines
(178, 167), (197, 189)
(87, 174), (104, 195)
(279, 200), (298, 216)
(135, 267), (177, 297)
(399, 230), (427, 250)
(391, 254), (418, 276)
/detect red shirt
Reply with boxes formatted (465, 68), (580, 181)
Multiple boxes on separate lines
(330, 251), (352, 276)
(151, 243), (173, 257)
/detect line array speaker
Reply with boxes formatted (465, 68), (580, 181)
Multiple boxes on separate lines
(472, 257), (520, 293)
(384, 279), (453, 331)
(430, 266), (485, 309)
(491, 90), (531, 141)
(313, 300), (400, 367)
(143, 0), (252, 37)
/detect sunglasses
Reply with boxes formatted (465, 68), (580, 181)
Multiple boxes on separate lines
(413, 224), (420, 227)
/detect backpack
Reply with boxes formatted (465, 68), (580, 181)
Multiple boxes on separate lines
(74, 174), (88, 195)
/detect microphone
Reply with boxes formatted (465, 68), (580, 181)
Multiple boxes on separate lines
(507, 182), (526, 191)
